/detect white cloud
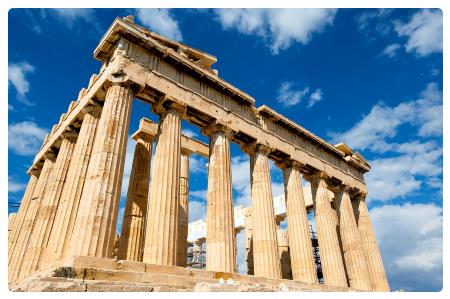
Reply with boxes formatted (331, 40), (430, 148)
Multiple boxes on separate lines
(8, 121), (47, 156)
(394, 9), (443, 57)
(370, 203), (442, 291)
(354, 9), (393, 36)
(50, 8), (95, 27)
(116, 206), (125, 235)
(8, 176), (27, 193)
(381, 43), (401, 58)
(330, 83), (442, 201)
(181, 129), (198, 138)
(214, 9), (337, 54)
(276, 82), (309, 108)
(366, 141), (442, 200)
(231, 155), (252, 206)
(189, 155), (208, 174)
(120, 138), (136, 198)
(330, 83), (442, 152)
(135, 9), (183, 41)
(8, 61), (35, 105)
(307, 88), (323, 108)
(190, 189), (207, 201)
(189, 200), (207, 222)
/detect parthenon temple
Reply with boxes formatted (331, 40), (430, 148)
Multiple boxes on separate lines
(8, 16), (390, 292)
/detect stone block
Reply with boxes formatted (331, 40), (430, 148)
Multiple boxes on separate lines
(118, 260), (146, 272)
(145, 263), (191, 277)
(70, 256), (118, 270)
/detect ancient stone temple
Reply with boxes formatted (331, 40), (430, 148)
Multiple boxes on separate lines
(8, 15), (390, 292)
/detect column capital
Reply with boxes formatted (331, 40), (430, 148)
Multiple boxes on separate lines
(132, 131), (155, 143)
(242, 142), (273, 155)
(201, 122), (233, 138)
(82, 103), (102, 118)
(152, 95), (186, 117)
(105, 73), (142, 96)
(61, 129), (78, 142)
(28, 167), (42, 177)
(275, 159), (305, 171)
(42, 151), (57, 162)
(303, 170), (328, 186)
(328, 182), (353, 194)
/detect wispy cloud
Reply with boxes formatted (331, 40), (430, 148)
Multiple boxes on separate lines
(394, 9), (442, 57)
(276, 82), (309, 108)
(307, 88), (323, 108)
(214, 8), (337, 54)
(8, 61), (35, 105)
(8, 121), (47, 156)
(8, 176), (27, 193)
(134, 9), (183, 41)
(371, 203), (443, 291)
(330, 83), (442, 201)
(380, 43), (401, 58)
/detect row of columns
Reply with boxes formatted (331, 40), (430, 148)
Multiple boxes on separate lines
(8, 80), (389, 291)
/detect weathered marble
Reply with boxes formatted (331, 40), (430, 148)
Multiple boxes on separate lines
(353, 195), (390, 291)
(70, 83), (132, 258)
(143, 100), (184, 266)
(307, 172), (348, 287)
(205, 125), (236, 273)
(247, 144), (281, 279)
(118, 133), (153, 261)
(281, 161), (317, 283)
(334, 186), (371, 290)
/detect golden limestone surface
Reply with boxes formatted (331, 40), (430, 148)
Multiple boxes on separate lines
(8, 15), (389, 292)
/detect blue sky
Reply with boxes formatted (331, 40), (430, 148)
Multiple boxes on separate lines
(8, 8), (443, 291)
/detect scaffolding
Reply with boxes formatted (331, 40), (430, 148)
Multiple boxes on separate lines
(187, 240), (206, 269)
(309, 224), (324, 283)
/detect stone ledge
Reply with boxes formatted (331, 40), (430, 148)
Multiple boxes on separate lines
(10, 256), (358, 292)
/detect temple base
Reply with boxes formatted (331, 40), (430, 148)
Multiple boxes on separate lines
(9, 256), (358, 292)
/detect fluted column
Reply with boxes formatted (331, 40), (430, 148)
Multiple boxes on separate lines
(280, 161), (317, 283)
(143, 100), (184, 266)
(8, 213), (17, 244)
(177, 151), (190, 267)
(46, 106), (101, 264)
(8, 172), (39, 261)
(70, 82), (133, 258)
(118, 133), (153, 261)
(22, 133), (77, 277)
(247, 144), (281, 279)
(306, 172), (347, 287)
(353, 194), (390, 291)
(9, 155), (56, 282)
(334, 186), (371, 290)
(205, 125), (235, 273)
(244, 208), (254, 275)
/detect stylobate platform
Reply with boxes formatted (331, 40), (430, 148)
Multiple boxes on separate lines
(9, 256), (359, 292)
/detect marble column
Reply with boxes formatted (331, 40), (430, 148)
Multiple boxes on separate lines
(22, 132), (77, 277)
(177, 150), (190, 267)
(334, 186), (371, 290)
(9, 155), (56, 282)
(70, 82), (133, 258)
(307, 172), (348, 287)
(46, 106), (101, 264)
(205, 125), (236, 273)
(281, 161), (317, 283)
(248, 144), (281, 279)
(143, 101), (184, 266)
(353, 194), (390, 291)
(8, 213), (17, 245)
(244, 208), (254, 275)
(8, 172), (39, 261)
(118, 133), (153, 262)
